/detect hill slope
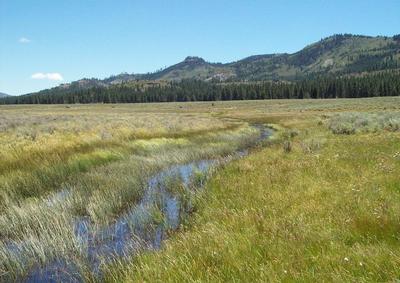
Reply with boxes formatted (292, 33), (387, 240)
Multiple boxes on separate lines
(9, 34), (400, 97)
(0, 92), (10, 98)
(145, 34), (400, 81)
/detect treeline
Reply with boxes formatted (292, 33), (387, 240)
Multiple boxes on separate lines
(1, 72), (399, 104)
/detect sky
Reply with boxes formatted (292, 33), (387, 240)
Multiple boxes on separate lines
(1, 0), (399, 95)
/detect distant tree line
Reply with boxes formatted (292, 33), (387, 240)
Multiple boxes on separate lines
(1, 72), (399, 104)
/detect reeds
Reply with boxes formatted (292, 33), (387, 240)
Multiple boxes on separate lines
(1, 98), (399, 282)
(0, 110), (261, 281)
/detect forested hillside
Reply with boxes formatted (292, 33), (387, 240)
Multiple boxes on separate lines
(2, 34), (400, 104)
(123, 34), (400, 82)
(2, 71), (399, 104)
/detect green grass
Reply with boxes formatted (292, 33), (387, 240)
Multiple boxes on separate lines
(0, 119), (260, 281)
(0, 107), (240, 209)
(104, 102), (400, 282)
(1, 97), (400, 282)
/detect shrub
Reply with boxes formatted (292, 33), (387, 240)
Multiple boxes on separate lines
(283, 140), (292, 153)
(328, 112), (400, 134)
(300, 138), (326, 153)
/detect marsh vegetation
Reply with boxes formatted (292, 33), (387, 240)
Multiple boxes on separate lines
(0, 97), (399, 282)
(0, 104), (271, 281)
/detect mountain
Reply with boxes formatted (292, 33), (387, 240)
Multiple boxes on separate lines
(141, 34), (400, 81)
(229, 34), (400, 80)
(0, 92), (10, 98)
(143, 56), (236, 81)
(11, 34), (400, 97)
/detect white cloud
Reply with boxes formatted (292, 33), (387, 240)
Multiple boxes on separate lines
(19, 37), (31, 43)
(31, 73), (64, 81)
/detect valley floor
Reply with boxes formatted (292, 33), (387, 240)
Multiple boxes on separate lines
(107, 98), (400, 282)
(0, 97), (399, 282)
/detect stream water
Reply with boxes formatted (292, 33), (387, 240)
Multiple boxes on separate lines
(16, 125), (273, 283)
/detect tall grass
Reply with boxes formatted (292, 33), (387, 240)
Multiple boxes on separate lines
(0, 121), (260, 281)
(1, 98), (400, 282)
(0, 110), (241, 209)
(109, 108), (400, 282)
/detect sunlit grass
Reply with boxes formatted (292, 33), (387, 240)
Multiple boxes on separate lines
(0, 115), (260, 280)
(1, 97), (400, 282)
(101, 99), (400, 282)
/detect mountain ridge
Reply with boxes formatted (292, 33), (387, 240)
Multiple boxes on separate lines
(16, 34), (400, 96)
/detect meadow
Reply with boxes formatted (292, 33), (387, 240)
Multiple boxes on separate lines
(0, 97), (399, 282)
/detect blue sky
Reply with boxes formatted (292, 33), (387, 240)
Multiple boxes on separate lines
(1, 0), (399, 95)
